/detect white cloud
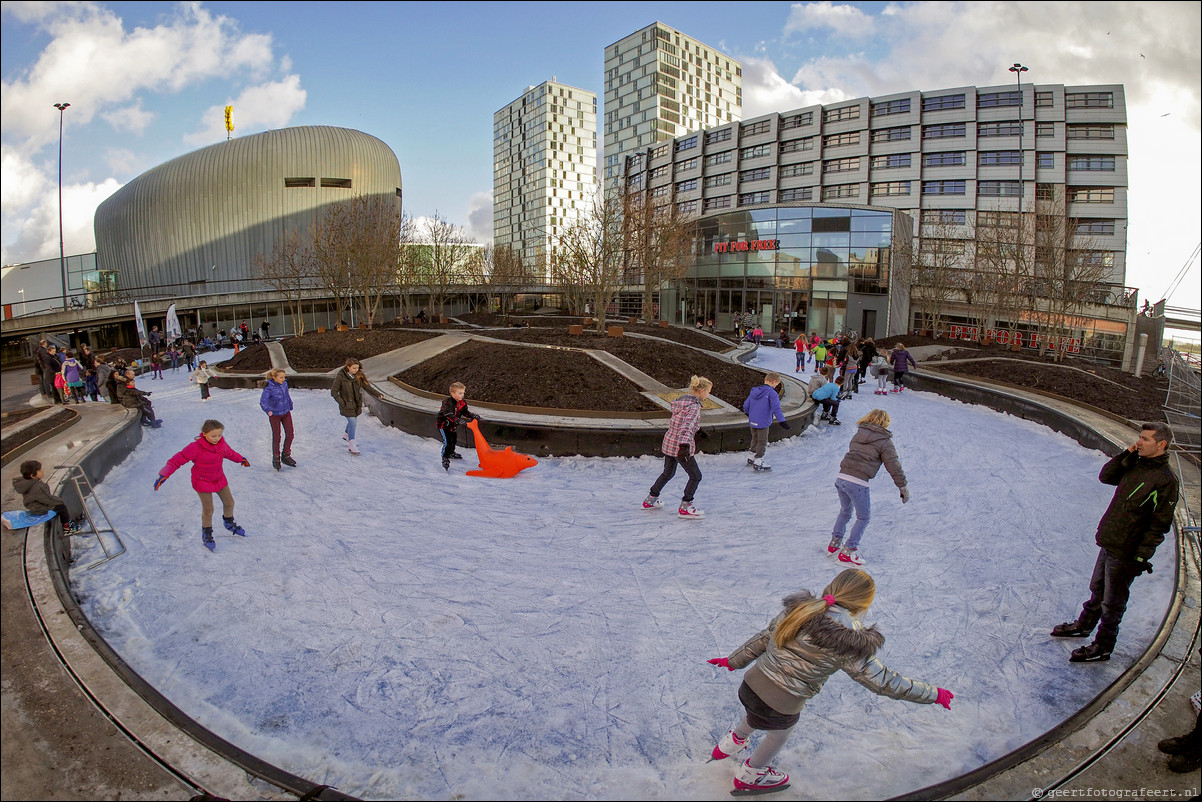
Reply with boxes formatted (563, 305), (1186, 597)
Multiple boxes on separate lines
(104, 147), (140, 176)
(464, 190), (493, 244)
(784, 1), (876, 37)
(0, 145), (47, 211)
(184, 75), (307, 146)
(101, 100), (155, 134)
(0, 175), (121, 266)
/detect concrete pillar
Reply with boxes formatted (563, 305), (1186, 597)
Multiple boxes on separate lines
(1134, 333), (1148, 377)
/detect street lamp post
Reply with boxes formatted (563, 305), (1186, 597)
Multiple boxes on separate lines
(1008, 64), (1028, 213)
(54, 102), (70, 310)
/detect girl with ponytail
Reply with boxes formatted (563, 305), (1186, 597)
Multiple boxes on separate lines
(705, 569), (953, 793)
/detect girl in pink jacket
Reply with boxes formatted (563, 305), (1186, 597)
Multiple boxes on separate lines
(155, 419), (250, 551)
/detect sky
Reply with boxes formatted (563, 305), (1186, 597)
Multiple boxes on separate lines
(2, 1), (1199, 312)
(62, 343), (1177, 799)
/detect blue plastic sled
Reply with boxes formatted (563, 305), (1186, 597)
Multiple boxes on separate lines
(2, 510), (57, 531)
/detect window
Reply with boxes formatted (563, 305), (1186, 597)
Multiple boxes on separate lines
(704, 173), (733, 189)
(922, 209), (966, 225)
(870, 126), (912, 143)
(705, 151), (733, 167)
(978, 121), (1023, 137)
(779, 187), (813, 202)
(284, 177), (315, 188)
(652, 185), (672, 198)
(1068, 155), (1116, 171)
(977, 90), (1021, 108)
(923, 123), (966, 139)
(823, 105), (860, 123)
(780, 111), (813, 129)
(978, 180), (1021, 197)
(703, 196), (732, 211)
(823, 157), (860, 173)
(1065, 91), (1114, 109)
(923, 93), (965, 111)
(870, 153), (911, 169)
(871, 181), (911, 196)
(822, 131), (860, 148)
(1076, 219), (1116, 235)
(1035, 183), (1056, 200)
(321, 177), (352, 188)
(779, 163), (813, 178)
(1037, 152), (1055, 168)
(923, 151), (966, 167)
(677, 200), (698, 214)
(779, 137), (815, 154)
(1036, 122), (1055, 138)
(705, 128), (732, 144)
(977, 210), (1019, 229)
(675, 135), (698, 152)
(1067, 124), (1116, 140)
(739, 191), (771, 206)
(922, 180), (966, 195)
(650, 144), (669, 158)
(675, 178), (698, 192)
(871, 98), (911, 116)
(1069, 187), (1115, 203)
(677, 157), (698, 171)
(740, 120), (771, 136)
(740, 144), (772, 159)
(822, 184), (860, 200)
(979, 150), (1022, 165)
(650, 165), (670, 179)
(740, 167), (771, 182)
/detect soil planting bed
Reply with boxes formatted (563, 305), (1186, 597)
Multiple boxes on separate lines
(220, 345), (273, 372)
(2, 408), (44, 427)
(461, 313), (731, 352)
(269, 329), (441, 371)
(397, 340), (663, 413)
(1, 408), (76, 459)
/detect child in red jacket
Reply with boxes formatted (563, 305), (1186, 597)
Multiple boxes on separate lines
(155, 419), (250, 551)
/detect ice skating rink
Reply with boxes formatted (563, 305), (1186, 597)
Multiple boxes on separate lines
(68, 346), (1174, 800)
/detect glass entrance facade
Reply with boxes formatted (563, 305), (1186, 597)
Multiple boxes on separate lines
(672, 204), (910, 340)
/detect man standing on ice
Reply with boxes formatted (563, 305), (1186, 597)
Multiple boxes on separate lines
(1051, 422), (1178, 662)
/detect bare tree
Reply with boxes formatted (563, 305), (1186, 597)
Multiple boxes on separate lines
(310, 212), (354, 326)
(555, 192), (625, 335)
(253, 229), (314, 335)
(423, 213), (475, 322)
(622, 190), (698, 323)
(1033, 211), (1108, 361)
(488, 244), (533, 322)
(310, 195), (404, 329)
(902, 214), (971, 337)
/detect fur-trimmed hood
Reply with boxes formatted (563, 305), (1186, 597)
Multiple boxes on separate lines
(783, 590), (885, 662)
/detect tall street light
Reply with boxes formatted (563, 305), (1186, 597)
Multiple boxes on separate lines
(1008, 64), (1028, 213)
(54, 102), (70, 310)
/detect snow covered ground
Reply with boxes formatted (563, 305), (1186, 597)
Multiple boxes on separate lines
(66, 345), (1175, 800)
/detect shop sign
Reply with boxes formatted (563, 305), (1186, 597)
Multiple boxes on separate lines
(713, 239), (779, 254)
(948, 325), (1081, 353)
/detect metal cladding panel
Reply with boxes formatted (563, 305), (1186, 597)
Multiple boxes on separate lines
(94, 126), (402, 293)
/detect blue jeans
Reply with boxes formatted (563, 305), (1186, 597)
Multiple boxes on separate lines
(344, 415), (357, 440)
(831, 478), (871, 549)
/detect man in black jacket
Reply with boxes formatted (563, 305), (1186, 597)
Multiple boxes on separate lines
(1051, 422), (1178, 662)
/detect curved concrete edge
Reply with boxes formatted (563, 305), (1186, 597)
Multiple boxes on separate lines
(0, 406), (80, 467)
(36, 416), (359, 801)
(211, 333), (817, 457)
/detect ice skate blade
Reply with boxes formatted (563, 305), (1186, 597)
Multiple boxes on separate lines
(731, 783), (790, 796)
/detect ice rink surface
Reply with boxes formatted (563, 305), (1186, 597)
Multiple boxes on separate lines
(68, 345), (1174, 800)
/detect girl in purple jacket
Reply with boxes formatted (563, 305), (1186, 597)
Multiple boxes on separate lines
(260, 368), (297, 471)
(155, 419), (250, 551)
(643, 375), (712, 518)
(888, 342), (917, 392)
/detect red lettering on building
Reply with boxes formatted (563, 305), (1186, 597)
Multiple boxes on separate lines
(713, 239), (779, 254)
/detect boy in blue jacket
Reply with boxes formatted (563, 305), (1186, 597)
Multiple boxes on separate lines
(811, 375), (844, 425)
(742, 372), (790, 471)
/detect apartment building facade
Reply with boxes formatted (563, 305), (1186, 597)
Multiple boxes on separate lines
(493, 79), (598, 280)
(624, 82), (1132, 350)
(603, 22), (742, 192)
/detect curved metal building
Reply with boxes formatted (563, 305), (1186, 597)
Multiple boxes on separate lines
(94, 126), (402, 295)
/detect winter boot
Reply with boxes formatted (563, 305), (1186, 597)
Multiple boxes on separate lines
(827, 536), (843, 555)
(222, 516), (246, 537)
(1168, 749), (1202, 773)
(747, 455), (756, 467)
(1159, 734), (1198, 755)
(280, 452), (297, 467)
(678, 503), (706, 519)
(348, 440), (361, 455)
(838, 545), (864, 565)
(1050, 620), (1094, 638)
(442, 457), (450, 471)
(1069, 641), (1112, 662)
(819, 412), (830, 421)
(273, 455), (282, 471)
(642, 495), (664, 509)
(202, 527), (215, 552)
(711, 729), (749, 761)
(733, 759), (789, 793)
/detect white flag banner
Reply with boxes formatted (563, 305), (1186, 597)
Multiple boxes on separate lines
(134, 300), (148, 348)
(165, 303), (182, 341)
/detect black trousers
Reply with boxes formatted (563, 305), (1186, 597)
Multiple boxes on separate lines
(440, 429), (457, 460)
(1078, 548), (1140, 648)
(650, 449), (702, 503)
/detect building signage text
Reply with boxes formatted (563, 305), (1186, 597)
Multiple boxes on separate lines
(713, 239), (779, 254)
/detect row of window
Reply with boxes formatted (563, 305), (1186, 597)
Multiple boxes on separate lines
(284, 177), (353, 188)
(923, 211), (1116, 236)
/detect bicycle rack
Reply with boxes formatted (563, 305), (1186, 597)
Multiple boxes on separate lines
(58, 464), (126, 570)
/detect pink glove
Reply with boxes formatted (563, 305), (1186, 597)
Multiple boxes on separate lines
(936, 688), (954, 709)
(707, 657), (734, 671)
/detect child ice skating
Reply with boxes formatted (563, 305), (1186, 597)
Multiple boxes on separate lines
(191, 360), (216, 401)
(260, 368), (297, 470)
(330, 358), (384, 455)
(889, 342), (917, 392)
(154, 419), (250, 551)
(826, 409), (910, 565)
(707, 569), (952, 793)
(436, 381), (481, 471)
(742, 372), (790, 472)
(644, 375), (712, 517)
(870, 353), (891, 395)
(811, 374), (843, 425)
